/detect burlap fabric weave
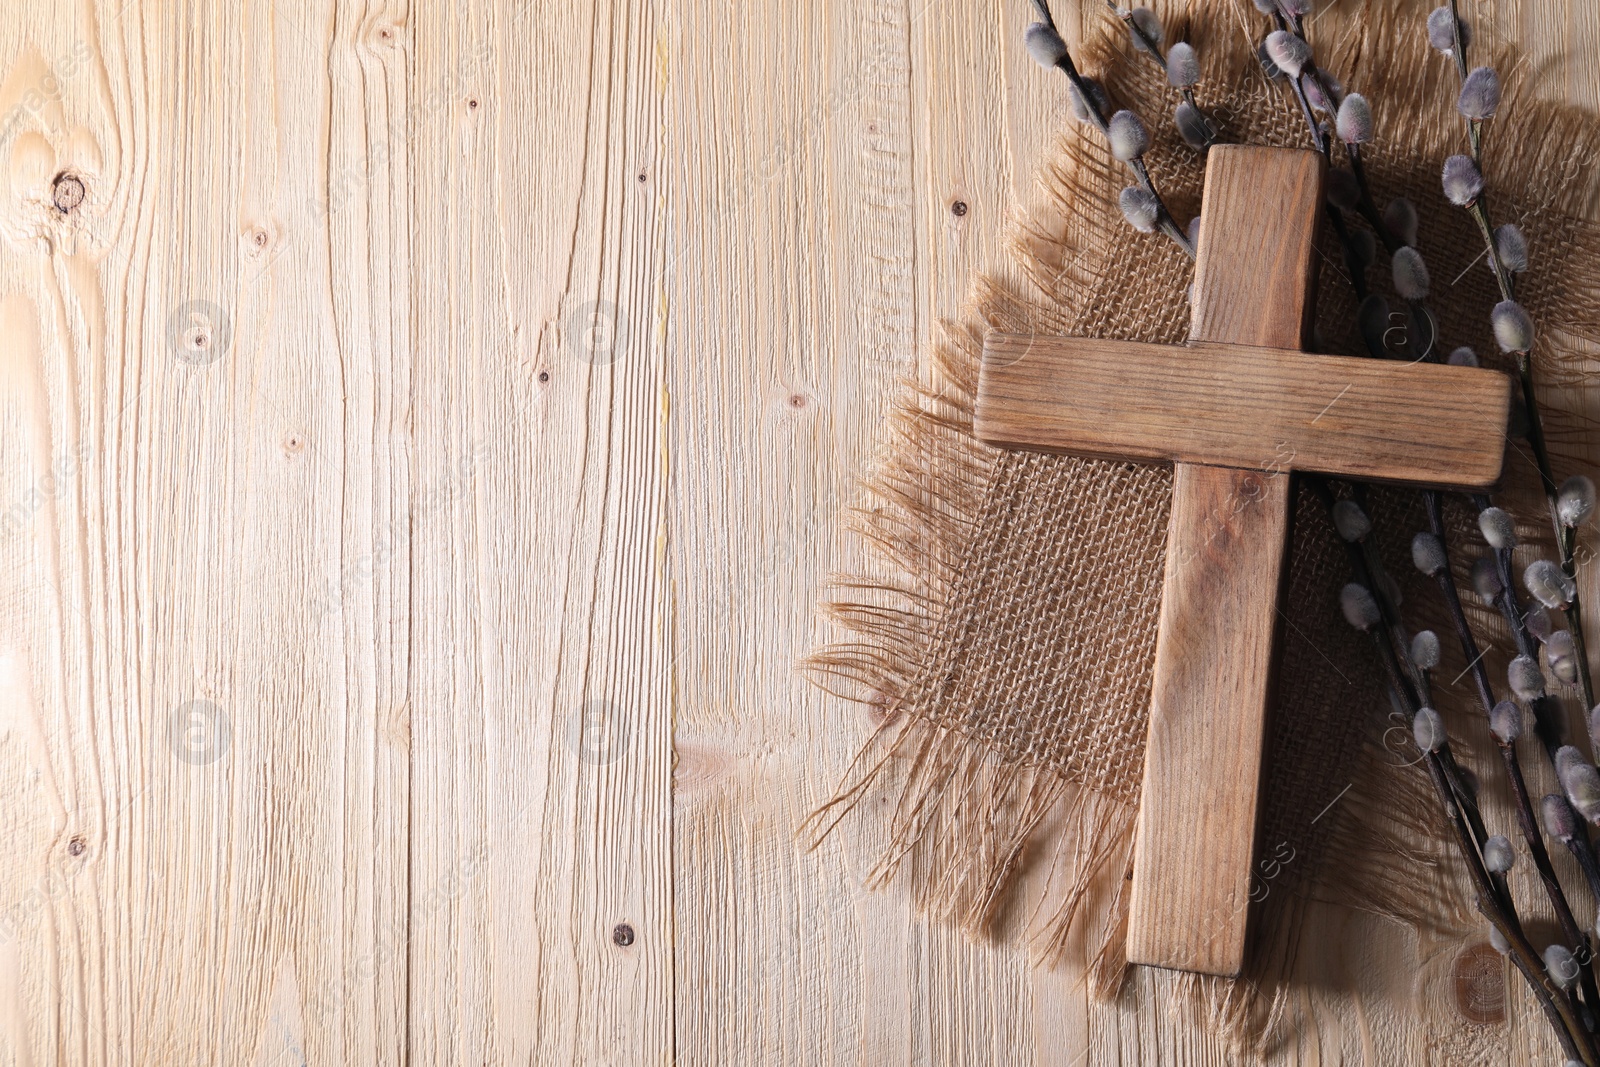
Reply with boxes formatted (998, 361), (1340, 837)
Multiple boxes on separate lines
(806, 0), (1600, 1046)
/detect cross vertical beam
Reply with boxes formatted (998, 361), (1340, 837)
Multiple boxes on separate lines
(1124, 147), (1322, 976)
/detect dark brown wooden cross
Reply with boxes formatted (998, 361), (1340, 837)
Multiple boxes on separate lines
(973, 145), (1511, 977)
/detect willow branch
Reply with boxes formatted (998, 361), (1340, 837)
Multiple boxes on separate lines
(1424, 493), (1600, 1007)
(1031, 1), (1195, 257)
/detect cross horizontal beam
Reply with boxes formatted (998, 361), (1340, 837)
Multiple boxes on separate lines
(975, 335), (1509, 490)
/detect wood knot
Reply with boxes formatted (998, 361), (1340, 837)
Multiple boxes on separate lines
(362, 21), (403, 53)
(169, 300), (232, 365)
(242, 224), (275, 260)
(611, 923), (635, 947)
(950, 199), (968, 217)
(67, 835), (86, 856)
(1451, 941), (1505, 1025)
(52, 173), (85, 213)
(866, 689), (901, 726)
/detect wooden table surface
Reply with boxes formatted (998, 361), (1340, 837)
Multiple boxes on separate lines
(0, 0), (1595, 1062)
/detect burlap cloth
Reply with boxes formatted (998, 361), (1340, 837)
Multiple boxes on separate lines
(806, 0), (1600, 1048)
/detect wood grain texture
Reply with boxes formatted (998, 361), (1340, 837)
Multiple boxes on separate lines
(1189, 146), (1323, 350)
(975, 335), (1511, 488)
(404, 0), (673, 1062)
(0, 0), (672, 1063)
(0, 0), (1590, 1063)
(1126, 464), (1293, 976)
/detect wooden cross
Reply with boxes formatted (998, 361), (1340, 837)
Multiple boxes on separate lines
(973, 145), (1511, 977)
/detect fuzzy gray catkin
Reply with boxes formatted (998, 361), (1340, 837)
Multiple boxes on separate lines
(1265, 30), (1311, 78)
(1546, 944), (1580, 990)
(1107, 111), (1150, 161)
(1392, 247), (1431, 300)
(1561, 755), (1600, 824)
(1558, 475), (1596, 527)
(1527, 605), (1555, 642)
(1459, 66), (1502, 120)
(1119, 187), (1160, 233)
(1167, 42), (1199, 87)
(1333, 500), (1371, 542)
(1547, 630), (1580, 684)
(1411, 532), (1447, 576)
(1025, 23), (1069, 69)
(1340, 583), (1381, 631)
(1129, 8), (1163, 52)
(1526, 559), (1578, 609)
(1495, 223), (1529, 273)
(1303, 72), (1334, 113)
(1546, 794), (1581, 840)
(1412, 708), (1446, 753)
(1483, 834), (1515, 873)
(1478, 506), (1517, 549)
(1471, 554), (1504, 601)
(1326, 169), (1360, 211)
(1492, 300), (1535, 352)
(1443, 154), (1484, 206)
(1174, 102), (1209, 148)
(1491, 701), (1522, 743)
(1426, 7), (1470, 52)
(1384, 198), (1419, 246)
(1336, 94), (1373, 143)
(1411, 630), (1442, 670)
(1509, 654), (1546, 700)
